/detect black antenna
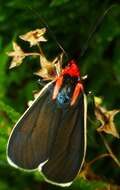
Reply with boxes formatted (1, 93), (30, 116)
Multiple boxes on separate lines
(26, 5), (68, 59)
(80, 4), (117, 57)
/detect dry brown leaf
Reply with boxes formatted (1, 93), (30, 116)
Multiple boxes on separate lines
(35, 53), (63, 80)
(7, 42), (25, 68)
(53, 53), (63, 76)
(35, 55), (55, 80)
(79, 163), (101, 180)
(27, 91), (40, 107)
(19, 28), (47, 46)
(95, 100), (120, 138)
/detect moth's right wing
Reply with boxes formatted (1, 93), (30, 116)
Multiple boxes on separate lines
(7, 81), (60, 170)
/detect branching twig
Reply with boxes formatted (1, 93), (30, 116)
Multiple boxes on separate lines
(100, 133), (120, 167)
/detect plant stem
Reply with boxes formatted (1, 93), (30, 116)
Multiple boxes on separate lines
(100, 133), (120, 167)
(87, 153), (110, 166)
(25, 52), (40, 56)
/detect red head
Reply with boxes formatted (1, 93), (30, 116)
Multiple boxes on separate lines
(62, 59), (80, 78)
(52, 59), (83, 105)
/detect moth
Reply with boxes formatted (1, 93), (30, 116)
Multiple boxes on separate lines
(7, 56), (87, 186)
(7, 5), (114, 186)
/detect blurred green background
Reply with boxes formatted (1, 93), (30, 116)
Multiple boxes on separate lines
(0, 0), (120, 189)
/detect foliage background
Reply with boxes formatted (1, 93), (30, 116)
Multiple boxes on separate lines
(0, 0), (120, 189)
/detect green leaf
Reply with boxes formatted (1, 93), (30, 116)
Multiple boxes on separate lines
(71, 178), (108, 190)
(50, 0), (71, 6)
(0, 100), (20, 123)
